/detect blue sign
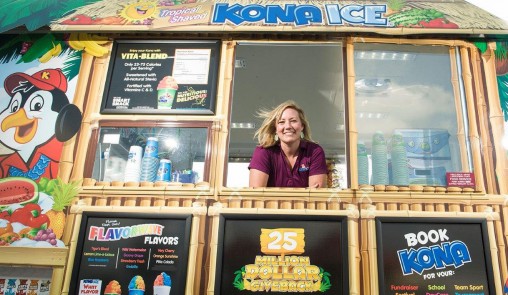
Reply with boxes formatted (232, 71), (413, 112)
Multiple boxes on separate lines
(212, 3), (388, 27)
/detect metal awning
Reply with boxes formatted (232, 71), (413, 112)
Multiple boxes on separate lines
(1, 0), (507, 36)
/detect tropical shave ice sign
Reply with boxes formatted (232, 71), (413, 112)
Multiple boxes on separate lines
(212, 3), (388, 26)
(234, 228), (332, 292)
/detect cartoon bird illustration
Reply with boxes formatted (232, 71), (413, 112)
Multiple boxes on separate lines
(0, 68), (82, 181)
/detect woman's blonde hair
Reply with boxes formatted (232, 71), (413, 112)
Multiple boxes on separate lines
(254, 100), (313, 147)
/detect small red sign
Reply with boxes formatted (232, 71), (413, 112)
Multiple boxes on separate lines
(446, 172), (475, 187)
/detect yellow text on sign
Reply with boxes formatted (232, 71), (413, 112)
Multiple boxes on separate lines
(260, 228), (305, 256)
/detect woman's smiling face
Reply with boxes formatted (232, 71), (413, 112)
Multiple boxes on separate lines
(275, 107), (304, 145)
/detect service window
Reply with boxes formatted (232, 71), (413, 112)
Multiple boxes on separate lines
(85, 122), (212, 184)
(227, 42), (347, 188)
(354, 43), (469, 186)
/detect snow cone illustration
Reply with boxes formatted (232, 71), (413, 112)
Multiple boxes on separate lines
(104, 280), (121, 295)
(157, 76), (178, 109)
(128, 275), (145, 295)
(153, 272), (172, 295)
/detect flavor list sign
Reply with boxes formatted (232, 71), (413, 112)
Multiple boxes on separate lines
(70, 212), (192, 295)
(215, 214), (349, 294)
(376, 217), (495, 295)
(101, 40), (219, 114)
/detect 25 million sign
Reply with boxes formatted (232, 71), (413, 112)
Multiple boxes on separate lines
(214, 214), (349, 294)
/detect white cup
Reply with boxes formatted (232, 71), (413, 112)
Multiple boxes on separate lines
(153, 286), (171, 295)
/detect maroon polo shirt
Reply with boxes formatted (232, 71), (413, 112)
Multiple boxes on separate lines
(248, 140), (327, 187)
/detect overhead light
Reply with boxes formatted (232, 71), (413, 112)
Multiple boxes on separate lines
(356, 112), (386, 119)
(231, 122), (256, 129)
(355, 50), (416, 61)
(355, 78), (391, 93)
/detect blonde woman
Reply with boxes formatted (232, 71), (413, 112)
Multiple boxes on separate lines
(249, 100), (327, 188)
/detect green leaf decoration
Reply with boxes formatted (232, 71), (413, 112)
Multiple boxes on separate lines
(0, 0), (101, 33)
(474, 42), (488, 54)
(233, 267), (246, 290)
(61, 48), (83, 82)
(496, 75), (508, 121)
(18, 33), (55, 63)
(494, 42), (508, 61)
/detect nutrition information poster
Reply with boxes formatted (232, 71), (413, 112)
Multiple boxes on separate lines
(69, 212), (192, 295)
(101, 40), (220, 114)
(214, 214), (349, 294)
(375, 217), (496, 295)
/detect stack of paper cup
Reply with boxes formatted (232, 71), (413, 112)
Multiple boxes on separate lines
(390, 133), (409, 185)
(357, 142), (369, 185)
(371, 131), (388, 185)
(140, 137), (160, 182)
(124, 146), (143, 182)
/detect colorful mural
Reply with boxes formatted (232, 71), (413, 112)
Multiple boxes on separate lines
(0, 1), (507, 33)
(0, 176), (80, 247)
(0, 33), (86, 248)
(0, 34), (85, 182)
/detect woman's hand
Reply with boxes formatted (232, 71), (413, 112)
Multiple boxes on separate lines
(309, 174), (327, 188)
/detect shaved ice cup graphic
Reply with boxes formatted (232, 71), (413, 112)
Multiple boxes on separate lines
(153, 285), (171, 295)
(128, 289), (145, 295)
(157, 88), (177, 109)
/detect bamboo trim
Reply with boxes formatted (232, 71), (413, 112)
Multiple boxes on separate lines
(351, 37), (473, 48)
(493, 206), (508, 286)
(460, 46), (485, 192)
(214, 41), (235, 192)
(348, 207), (361, 295)
(470, 46), (497, 193)
(486, 219), (503, 295)
(449, 47), (470, 172)
(481, 43), (508, 194)
(50, 267), (65, 295)
(57, 53), (94, 182)
(346, 38), (359, 189)
(71, 56), (109, 180)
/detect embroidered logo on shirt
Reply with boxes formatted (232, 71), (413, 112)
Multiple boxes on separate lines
(298, 163), (309, 172)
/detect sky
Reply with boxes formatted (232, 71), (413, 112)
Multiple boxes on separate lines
(465, 0), (508, 22)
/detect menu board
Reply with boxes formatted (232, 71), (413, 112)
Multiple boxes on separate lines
(101, 40), (220, 114)
(69, 212), (192, 295)
(214, 214), (349, 294)
(375, 217), (496, 295)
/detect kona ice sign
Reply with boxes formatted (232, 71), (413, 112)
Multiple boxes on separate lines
(212, 3), (388, 26)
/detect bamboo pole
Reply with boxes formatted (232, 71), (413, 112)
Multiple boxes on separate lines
(346, 38), (359, 189)
(460, 46), (485, 193)
(58, 53), (94, 182)
(481, 42), (508, 194)
(213, 41), (235, 192)
(470, 47), (497, 193)
(449, 47), (470, 174)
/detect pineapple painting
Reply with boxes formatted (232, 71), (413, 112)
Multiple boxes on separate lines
(41, 178), (81, 239)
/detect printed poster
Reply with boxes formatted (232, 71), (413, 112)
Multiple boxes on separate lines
(69, 212), (192, 295)
(214, 214), (349, 294)
(376, 217), (496, 295)
(101, 40), (219, 114)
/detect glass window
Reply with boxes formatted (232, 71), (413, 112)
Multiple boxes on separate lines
(354, 43), (467, 186)
(227, 42), (347, 188)
(89, 123), (210, 184)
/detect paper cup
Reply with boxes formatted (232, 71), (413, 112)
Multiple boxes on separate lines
(128, 289), (145, 295)
(153, 286), (171, 295)
(157, 88), (177, 109)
